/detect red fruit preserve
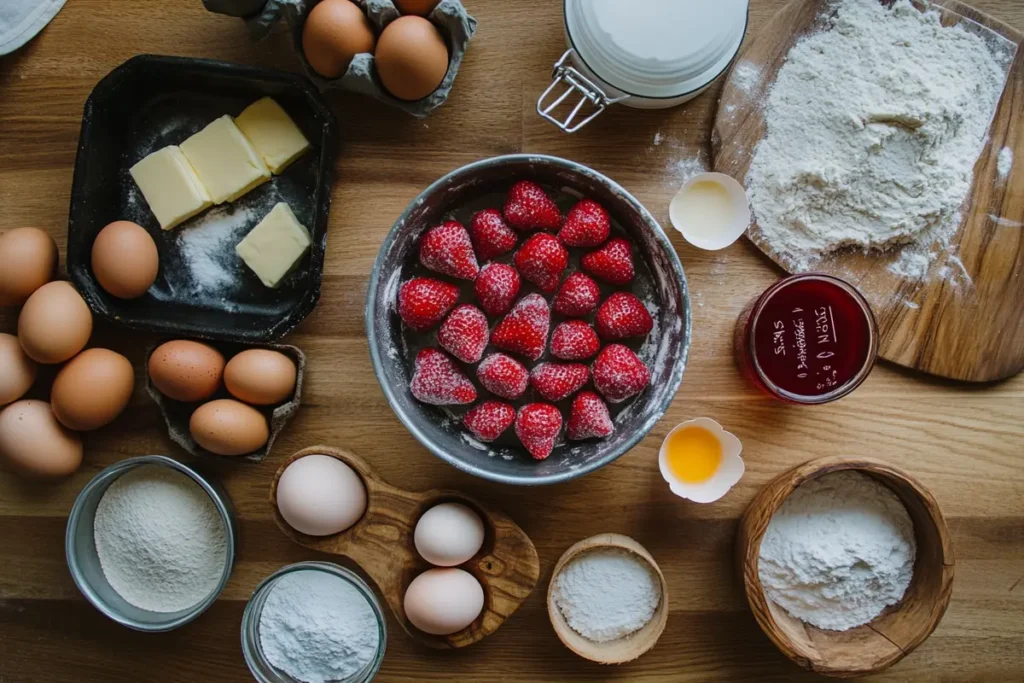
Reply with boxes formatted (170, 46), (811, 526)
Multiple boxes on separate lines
(734, 274), (878, 404)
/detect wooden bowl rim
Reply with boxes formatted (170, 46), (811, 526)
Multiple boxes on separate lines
(547, 533), (669, 665)
(738, 455), (955, 677)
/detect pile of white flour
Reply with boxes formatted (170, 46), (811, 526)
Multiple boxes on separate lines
(747, 0), (1010, 272)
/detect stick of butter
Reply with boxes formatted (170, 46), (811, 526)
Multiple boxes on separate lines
(180, 115), (271, 204)
(236, 203), (312, 288)
(235, 97), (311, 174)
(129, 146), (213, 230)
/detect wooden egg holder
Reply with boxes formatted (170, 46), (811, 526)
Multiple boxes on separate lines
(270, 446), (540, 649)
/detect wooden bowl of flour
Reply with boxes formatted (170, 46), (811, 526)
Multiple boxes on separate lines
(737, 456), (954, 678)
(547, 533), (669, 664)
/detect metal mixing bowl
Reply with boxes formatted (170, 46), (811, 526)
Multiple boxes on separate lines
(65, 455), (237, 631)
(366, 154), (690, 485)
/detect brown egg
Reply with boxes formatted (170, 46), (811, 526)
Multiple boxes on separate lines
(189, 399), (269, 456)
(0, 400), (83, 479)
(51, 348), (134, 431)
(374, 16), (449, 101)
(224, 349), (298, 405)
(18, 281), (93, 364)
(394, 0), (439, 15)
(91, 221), (159, 299)
(148, 340), (226, 403)
(302, 0), (377, 79)
(0, 333), (37, 406)
(0, 227), (58, 307)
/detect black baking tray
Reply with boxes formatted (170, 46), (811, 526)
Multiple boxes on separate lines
(67, 54), (339, 343)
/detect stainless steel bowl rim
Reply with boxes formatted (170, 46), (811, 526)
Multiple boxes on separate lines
(366, 153), (691, 486)
(65, 454), (237, 632)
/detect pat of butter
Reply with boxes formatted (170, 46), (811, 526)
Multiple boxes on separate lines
(236, 203), (312, 288)
(180, 115), (271, 204)
(129, 146), (213, 230)
(235, 97), (311, 174)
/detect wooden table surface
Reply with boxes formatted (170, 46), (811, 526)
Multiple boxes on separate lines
(1, 1), (1022, 681)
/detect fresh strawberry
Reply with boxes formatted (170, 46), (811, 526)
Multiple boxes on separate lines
(476, 353), (530, 399)
(410, 349), (477, 406)
(595, 292), (654, 340)
(491, 293), (551, 361)
(530, 363), (590, 402)
(550, 320), (600, 360)
(552, 272), (601, 317)
(474, 263), (521, 317)
(398, 277), (460, 332)
(463, 401), (516, 442)
(515, 403), (563, 460)
(581, 237), (635, 285)
(514, 233), (568, 293)
(567, 391), (614, 440)
(504, 180), (562, 232)
(558, 199), (611, 247)
(592, 344), (649, 403)
(438, 304), (489, 363)
(419, 220), (480, 281)
(469, 209), (518, 261)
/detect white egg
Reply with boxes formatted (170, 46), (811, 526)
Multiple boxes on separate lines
(414, 502), (486, 567)
(403, 568), (484, 636)
(658, 418), (745, 504)
(276, 455), (367, 536)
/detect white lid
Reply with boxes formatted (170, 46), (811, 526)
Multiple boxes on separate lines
(565, 0), (749, 99)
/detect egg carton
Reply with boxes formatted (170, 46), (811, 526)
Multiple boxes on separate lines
(205, 0), (476, 118)
(145, 340), (305, 463)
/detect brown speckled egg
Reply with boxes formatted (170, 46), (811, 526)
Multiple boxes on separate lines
(0, 227), (57, 306)
(91, 221), (159, 299)
(51, 348), (134, 431)
(17, 281), (93, 364)
(374, 16), (449, 101)
(189, 399), (269, 456)
(224, 349), (297, 405)
(0, 333), (37, 406)
(148, 340), (225, 403)
(302, 0), (377, 79)
(0, 400), (83, 479)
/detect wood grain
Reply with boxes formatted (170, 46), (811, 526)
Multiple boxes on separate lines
(269, 446), (540, 649)
(713, 0), (1024, 382)
(0, 0), (1023, 681)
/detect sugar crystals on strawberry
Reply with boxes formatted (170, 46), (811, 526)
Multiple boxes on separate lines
(514, 232), (568, 293)
(592, 344), (650, 403)
(476, 353), (530, 400)
(490, 293), (551, 361)
(581, 237), (635, 285)
(530, 363), (590, 402)
(558, 199), (611, 247)
(515, 403), (563, 460)
(550, 320), (600, 360)
(398, 277), (460, 332)
(438, 304), (490, 364)
(552, 272), (601, 317)
(567, 391), (614, 440)
(474, 262), (521, 317)
(469, 208), (518, 261)
(595, 292), (654, 340)
(504, 180), (563, 232)
(463, 401), (516, 442)
(419, 220), (480, 281)
(410, 348), (477, 406)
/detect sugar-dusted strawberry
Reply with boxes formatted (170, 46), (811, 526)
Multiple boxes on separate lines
(419, 220), (480, 281)
(592, 344), (649, 403)
(469, 209), (518, 261)
(398, 277), (460, 332)
(515, 403), (563, 460)
(438, 304), (489, 364)
(552, 272), (601, 317)
(567, 391), (614, 440)
(504, 180), (562, 232)
(410, 349), (477, 406)
(514, 233), (568, 293)
(558, 199), (611, 247)
(550, 320), (600, 361)
(581, 237), (635, 285)
(595, 292), (654, 340)
(491, 293), (551, 361)
(476, 353), (530, 399)
(463, 401), (516, 442)
(474, 263), (521, 317)
(530, 363), (590, 403)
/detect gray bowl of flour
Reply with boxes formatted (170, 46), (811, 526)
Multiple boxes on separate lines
(66, 455), (237, 632)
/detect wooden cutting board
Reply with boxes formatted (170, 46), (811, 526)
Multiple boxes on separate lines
(713, 0), (1024, 382)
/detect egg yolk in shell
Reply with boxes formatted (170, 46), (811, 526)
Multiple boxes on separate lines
(664, 425), (722, 483)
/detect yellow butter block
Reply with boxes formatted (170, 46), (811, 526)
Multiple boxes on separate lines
(180, 115), (271, 204)
(235, 97), (311, 174)
(129, 146), (213, 230)
(236, 203), (312, 288)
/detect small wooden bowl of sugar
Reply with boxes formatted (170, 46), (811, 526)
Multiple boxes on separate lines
(737, 456), (954, 678)
(547, 533), (669, 664)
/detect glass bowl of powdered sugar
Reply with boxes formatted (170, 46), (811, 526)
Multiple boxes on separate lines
(242, 562), (387, 683)
(65, 455), (237, 632)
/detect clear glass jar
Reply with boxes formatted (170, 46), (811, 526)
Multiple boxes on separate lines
(241, 562), (387, 683)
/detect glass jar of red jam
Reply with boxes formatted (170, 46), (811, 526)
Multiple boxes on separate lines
(734, 273), (878, 404)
